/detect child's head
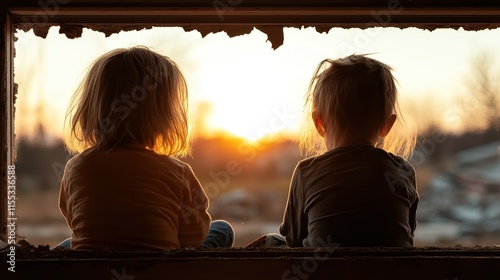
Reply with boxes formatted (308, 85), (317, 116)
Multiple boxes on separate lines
(301, 54), (415, 158)
(64, 46), (189, 156)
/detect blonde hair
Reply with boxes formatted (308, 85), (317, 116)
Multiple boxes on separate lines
(64, 46), (190, 156)
(300, 54), (416, 159)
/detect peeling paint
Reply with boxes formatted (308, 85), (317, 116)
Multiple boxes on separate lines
(13, 22), (500, 50)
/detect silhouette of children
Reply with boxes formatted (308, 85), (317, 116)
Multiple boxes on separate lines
(278, 54), (418, 247)
(57, 46), (233, 250)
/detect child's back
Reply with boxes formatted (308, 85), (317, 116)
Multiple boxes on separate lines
(58, 46), (233, 251)
(60, 146), (210, 250)
(279, 55), (418, 247)
(280, 144), (417, 247)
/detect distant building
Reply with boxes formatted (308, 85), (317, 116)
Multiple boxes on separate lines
(454, 141), (500, 192)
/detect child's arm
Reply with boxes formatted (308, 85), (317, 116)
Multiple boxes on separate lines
(58, 173), (71, 227)
(408, 174), (419, 239)
(178, 166), (212, 248)
(279, 165), (308, 247)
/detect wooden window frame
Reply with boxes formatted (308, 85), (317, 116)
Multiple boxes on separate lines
(2, 0), (500, 242)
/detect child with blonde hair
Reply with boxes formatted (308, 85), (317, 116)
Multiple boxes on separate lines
(57, 46), (234, 250)
(279, 54), (419, 247)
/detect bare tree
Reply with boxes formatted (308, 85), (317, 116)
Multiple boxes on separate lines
(465, 52), (500, 130)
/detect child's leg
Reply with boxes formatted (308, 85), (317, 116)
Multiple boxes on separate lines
(53, 237), (71, 249)
(246, 233), (287, 248)
(201, 220), (234, 248)
(264, 233), (287, 247)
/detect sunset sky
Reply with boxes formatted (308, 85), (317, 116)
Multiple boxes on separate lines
(14, 26), (500, 142)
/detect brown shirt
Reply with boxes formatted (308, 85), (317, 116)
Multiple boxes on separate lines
(280, 144), (418, 247)
(59, 146), (211, 250)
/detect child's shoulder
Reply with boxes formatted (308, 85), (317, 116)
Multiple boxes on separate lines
(364, 147), (416, 175)
(68, 147), (192, 171)
(299, 145), (414, 174)
(300, 144), (378, 164)
(163, 156), (193, 171)
(380, 149), (415, 173)
(295, 154), (320, 171)
(127, 149), (193, 172)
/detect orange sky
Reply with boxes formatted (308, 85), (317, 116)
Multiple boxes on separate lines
(14, 26), (500, 142)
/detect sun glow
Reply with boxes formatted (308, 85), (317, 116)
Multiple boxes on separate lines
(194, 60), (300, 141)
(186, 29), (306, 142)
(14, 26), (500, 143)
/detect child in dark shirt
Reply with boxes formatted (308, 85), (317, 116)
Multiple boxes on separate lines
(57, 46), (234, 250)
(279, 55), (418, 247)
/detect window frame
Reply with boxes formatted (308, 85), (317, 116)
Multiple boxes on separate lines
(2, 0), (500, 243)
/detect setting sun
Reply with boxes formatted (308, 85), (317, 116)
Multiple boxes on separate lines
(196, 60), (301, 141)
(186, 30), (304, 142)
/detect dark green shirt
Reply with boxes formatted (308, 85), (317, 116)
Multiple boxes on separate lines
(280, 144), (418, 247)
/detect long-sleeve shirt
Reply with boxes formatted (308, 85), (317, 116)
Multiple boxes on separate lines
(280, 144), (419, 247)
(59, 146), (211, 250)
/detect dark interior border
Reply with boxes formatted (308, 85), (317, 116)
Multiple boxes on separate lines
(1, 0), (500, 246)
